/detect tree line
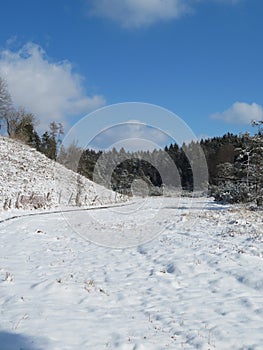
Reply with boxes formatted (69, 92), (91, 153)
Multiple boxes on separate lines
(59, 125), (263, 206)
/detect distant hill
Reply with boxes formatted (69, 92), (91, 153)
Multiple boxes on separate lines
(0, 136), (125, 210)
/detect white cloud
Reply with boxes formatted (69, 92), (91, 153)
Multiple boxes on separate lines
(211, 102), (263, 125)
(90, 121), (172, 151)
(88, 0), (191, 28)
(0, 42), (105, 130)
(87, 0), (243, 28)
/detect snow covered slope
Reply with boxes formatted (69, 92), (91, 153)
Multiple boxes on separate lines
(0, 136), (126, 210)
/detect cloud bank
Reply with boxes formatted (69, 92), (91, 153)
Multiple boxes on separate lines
(211, 102), (263, 125)
(0, 42), (105, 130)
(88, 0), (243, 29)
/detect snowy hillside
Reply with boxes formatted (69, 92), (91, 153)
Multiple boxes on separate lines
(0, 196), (262, 350)
(0, 136), (126, 210)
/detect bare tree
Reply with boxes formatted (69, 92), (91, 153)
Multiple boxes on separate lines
(4, 107), (25, 138)
(2, 106), (37, 140)
(49, 121), (64, 144)
(0, 76), (13, 131)
(57, 140), (83, 172)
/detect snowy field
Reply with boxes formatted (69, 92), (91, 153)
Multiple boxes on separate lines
(0, 196), (262, 350)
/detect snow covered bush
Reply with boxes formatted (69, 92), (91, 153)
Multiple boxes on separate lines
(209, 182), (252, 204)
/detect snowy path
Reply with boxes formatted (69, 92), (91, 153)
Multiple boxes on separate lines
(0, 197), (262, 350)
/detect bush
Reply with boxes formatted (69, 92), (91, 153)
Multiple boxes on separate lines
(209, 182), (253, 204)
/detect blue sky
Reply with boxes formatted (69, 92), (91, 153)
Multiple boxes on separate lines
(0, 0), (263, 148)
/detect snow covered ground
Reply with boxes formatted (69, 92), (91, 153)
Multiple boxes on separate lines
(0, 196), (262, 350)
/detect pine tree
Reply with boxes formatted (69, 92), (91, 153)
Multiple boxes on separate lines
(40, 131), (57, 160)
(247, 121), (263, 205)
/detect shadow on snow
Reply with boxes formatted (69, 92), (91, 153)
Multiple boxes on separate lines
(0, 331), (46, 350)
